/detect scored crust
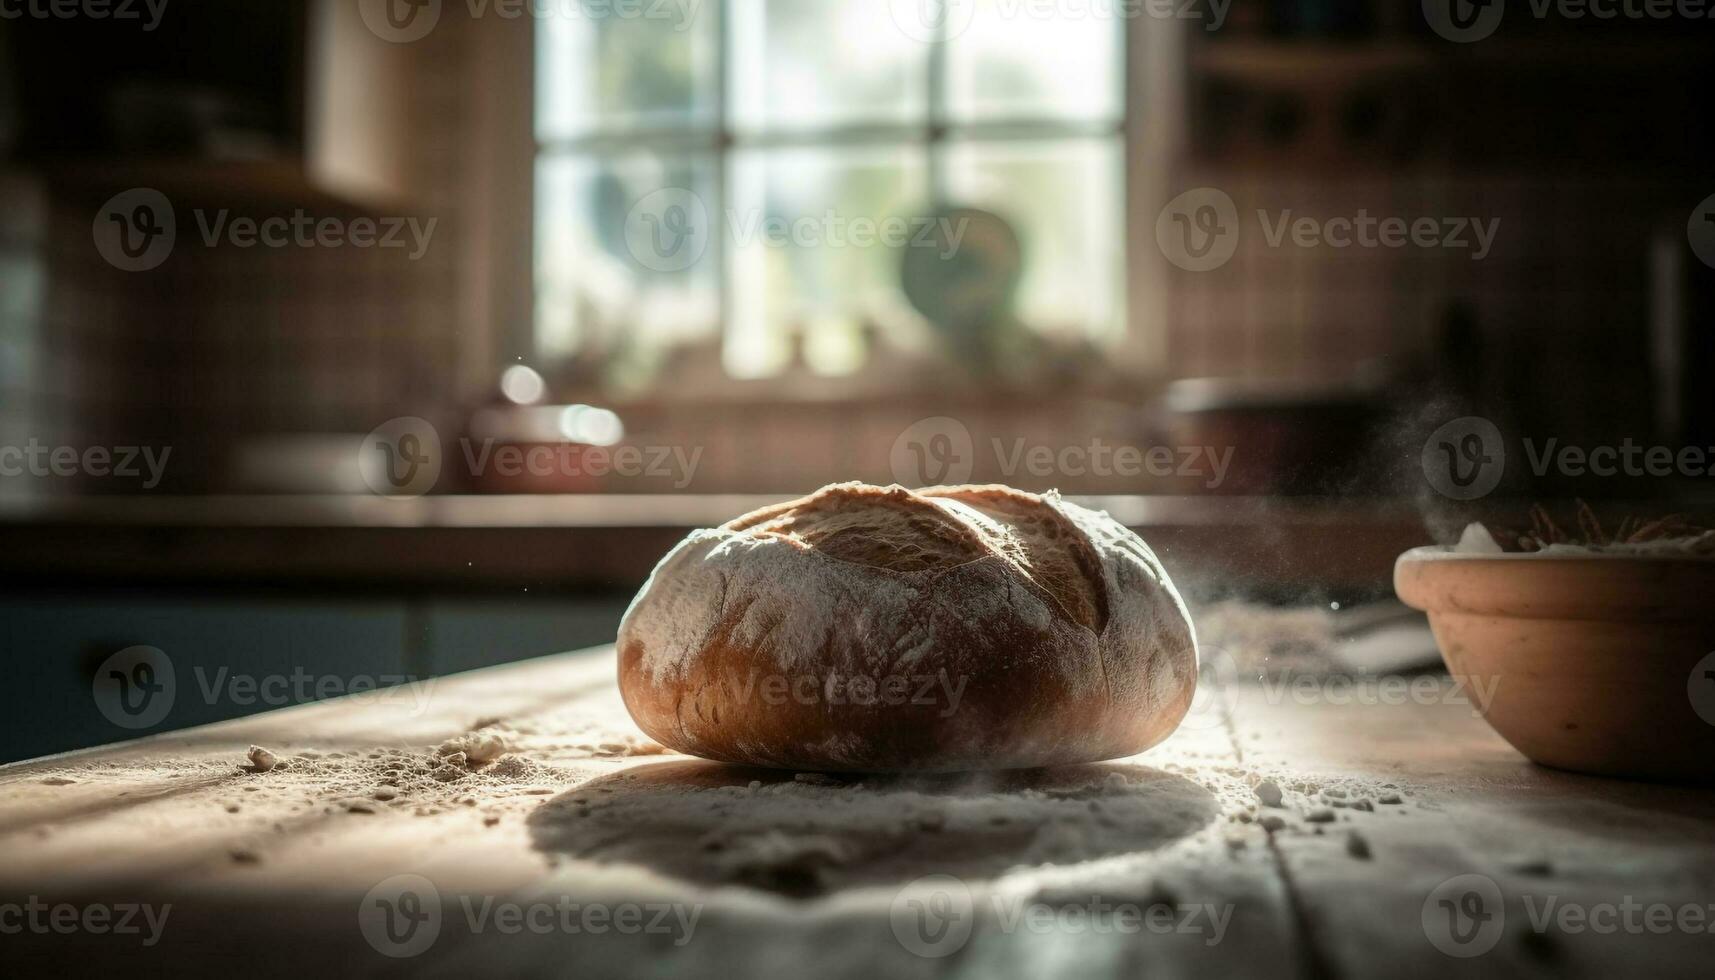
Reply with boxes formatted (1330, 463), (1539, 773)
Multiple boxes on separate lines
(617, 482), (1198, 772)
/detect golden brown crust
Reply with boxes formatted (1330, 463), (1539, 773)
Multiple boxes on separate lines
(727, 483), (993, 574)
(617, 482), (1197, 772)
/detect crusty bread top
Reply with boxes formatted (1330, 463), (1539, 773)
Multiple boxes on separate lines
(724, 482), (1107, 634)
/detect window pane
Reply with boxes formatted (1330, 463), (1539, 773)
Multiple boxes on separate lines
(727, 147), (930, 378)
(943, 139), (1124, 344)
(536, 0), (719, 138)
(535, 153), (719, 386)
(945, 0), (1123, 123)
(730, 0), (928, 132)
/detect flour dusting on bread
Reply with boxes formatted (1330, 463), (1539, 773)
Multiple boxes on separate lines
(617, 482), (1199, 772)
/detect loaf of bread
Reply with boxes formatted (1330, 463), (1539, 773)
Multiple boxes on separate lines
(617, 483), (1198, 772)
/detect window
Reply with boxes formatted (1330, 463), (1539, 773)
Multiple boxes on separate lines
(534, 0), (1126, 391)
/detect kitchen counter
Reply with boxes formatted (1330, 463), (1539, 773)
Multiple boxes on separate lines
(0, 494), (1429, 593)
(3, 647), (1713, 978)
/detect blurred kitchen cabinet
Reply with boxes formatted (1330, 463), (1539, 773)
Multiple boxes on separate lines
(421, 598), (629, 676)
(3, 0), (415, 208)
(0, 595), (410, 763)
(305, 0), (417, 207)
(0, 591), (634, 764)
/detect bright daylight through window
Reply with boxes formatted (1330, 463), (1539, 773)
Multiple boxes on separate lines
(534, 0), (1125, 392)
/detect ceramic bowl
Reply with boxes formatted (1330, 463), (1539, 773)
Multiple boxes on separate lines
(1395, 548), (1715, 781)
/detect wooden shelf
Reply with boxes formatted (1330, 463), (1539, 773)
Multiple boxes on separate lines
(1194, 40), (1436, 85)
(39, 157), (401, 213)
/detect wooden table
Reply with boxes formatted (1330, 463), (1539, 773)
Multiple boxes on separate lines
(3, 648), (1713, 978)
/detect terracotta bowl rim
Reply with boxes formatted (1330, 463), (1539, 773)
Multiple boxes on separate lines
(1398, 545), (1715, 564)
(1396, 546), (1715, 621)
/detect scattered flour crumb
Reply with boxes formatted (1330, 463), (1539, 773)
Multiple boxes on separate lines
(1511, 858), (1555, 877)
(437, 732), (510, 767)
(1346, 832), (1372, 860)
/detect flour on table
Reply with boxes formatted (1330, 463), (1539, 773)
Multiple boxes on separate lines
(528, 762), (1224, 897)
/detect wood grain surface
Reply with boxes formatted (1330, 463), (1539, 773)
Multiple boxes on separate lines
(2, 649), (1712, 978)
